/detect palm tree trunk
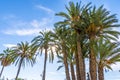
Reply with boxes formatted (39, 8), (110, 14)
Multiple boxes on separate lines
(89, 38), (97, 80)
(75, 50), (81, 80)
(15, 58), (24, 80)
(70, 63), (76, 80)
(0, 66), (5, 78)
(62, 41), (70, 80)
(63, 51), (70, 80)
(42, 48), (47, 80)
(89, 49), (97, 80)
(77, 33), (86, 80)
(98, 63), (104, 80)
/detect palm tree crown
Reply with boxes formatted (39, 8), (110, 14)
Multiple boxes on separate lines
(12, 41), (36, 80)
(31, 30), (54, 80)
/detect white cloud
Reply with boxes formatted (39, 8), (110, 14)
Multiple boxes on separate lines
(35, 5), (54, 13)
(2, 16), (53, 36)
(4, 28), (41, 36)
(30, 18), (52, 28)
(3, 44), (16, 48)
(30, 20), (40, 28)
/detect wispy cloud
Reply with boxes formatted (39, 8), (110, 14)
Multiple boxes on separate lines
(35, 5), (54, 13)
(1, 15), (53, 36)
(30, 18), (52, 28)
(30, 20), (40, 28)
(3, 44), (16, 48)
(4, 28), (41, 36)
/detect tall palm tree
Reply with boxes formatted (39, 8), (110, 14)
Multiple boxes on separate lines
(55, 2), (91, 80)
(54, 26), (90, 80)
(93, 37), (120, 80)
(85, 5), (120, 80)
(65, 29), (89, 80)
(56, 35), (76, 80)
(0, 48), (14, 78)
(12, 42), (36, 80)
(31, 30), (54, 80)
(52, 26), (71, 80)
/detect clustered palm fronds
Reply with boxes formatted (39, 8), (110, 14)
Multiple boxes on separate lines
(0, 1), (120, 80)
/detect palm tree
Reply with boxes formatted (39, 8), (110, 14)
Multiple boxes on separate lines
(12, 42), (36, 80)
(55, 2), (91, 80)
(54, 26), (89, 80)
(0, 48), (14, 78)
(56, 37), (76, 80)
(31, 30), (54, 80)
(65, 29), (89, 80)
(52, 26), (71, 80)
(93, 37), (120, 80)
(85, 5), (120, 80)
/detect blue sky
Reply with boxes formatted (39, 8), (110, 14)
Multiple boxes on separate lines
(0, 0), (120, 80)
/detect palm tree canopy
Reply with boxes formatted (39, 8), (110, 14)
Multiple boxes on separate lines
(93, 37), (120, 70)
(0, 48), (14, 66)
(12, 41), (36, 68)
(86, 5), (120, 41)
(31, 30), (54, 63)
(55, 1), (91, 34)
